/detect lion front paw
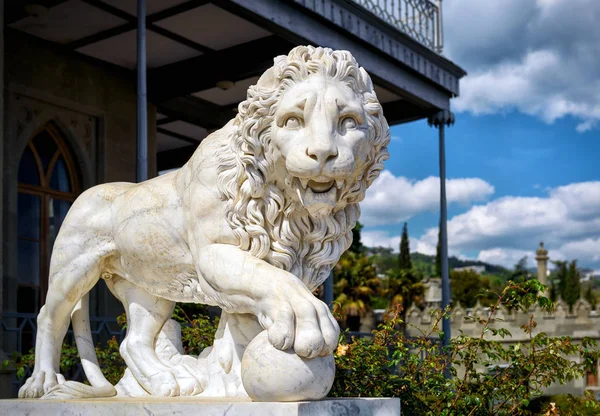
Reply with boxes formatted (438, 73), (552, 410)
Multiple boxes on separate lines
(257, 284), (340, 359)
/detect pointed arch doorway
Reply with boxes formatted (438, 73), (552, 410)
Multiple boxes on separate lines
(16, 122), (81, 314)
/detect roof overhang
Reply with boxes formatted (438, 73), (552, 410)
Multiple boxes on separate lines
(4, 0), (466, 170)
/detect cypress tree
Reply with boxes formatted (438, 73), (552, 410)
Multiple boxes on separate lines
(585, 285), (597, 311)
(563, 260), (581, 311)
(349, 221), (364, 254)
(549, 280), (558, 303)
(399, 222), (412, 271)
(435, 222), (442, 277)
(554, 261), (568, 300)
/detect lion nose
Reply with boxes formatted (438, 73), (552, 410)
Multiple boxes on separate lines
(305, 142), (338, 166)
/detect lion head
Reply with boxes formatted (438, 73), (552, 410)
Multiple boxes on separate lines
(217, 46), (390, 290)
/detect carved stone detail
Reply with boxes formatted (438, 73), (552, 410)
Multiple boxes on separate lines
(12, 93), (97, 156)
(18, 46), (390, 402)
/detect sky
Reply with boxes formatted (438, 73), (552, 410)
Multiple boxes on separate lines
(359, 0), (600, 273)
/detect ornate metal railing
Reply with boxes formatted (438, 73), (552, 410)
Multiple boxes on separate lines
(1, 312), (126, 355)
(1, 312), (125, 396)
(351, 0), (443, 53)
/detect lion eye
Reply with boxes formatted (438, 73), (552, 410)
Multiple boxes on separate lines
(284, 117), (301, 129)
(341, 117), (357, 130)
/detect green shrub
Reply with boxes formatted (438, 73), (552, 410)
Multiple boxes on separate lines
(171, 305), (220, 356)
(3, 306), (220, 386)
(5, 336), (125, 385)
(330, 280), (600, 416)
(4, 280), (599, 416)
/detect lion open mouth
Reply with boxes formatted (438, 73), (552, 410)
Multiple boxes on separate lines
(294, 176), (344, 216)
(307, 179), (334, 193)
(298, 177), (344, 193)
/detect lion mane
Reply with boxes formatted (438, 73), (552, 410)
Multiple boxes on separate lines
(216, 46), (390, 290)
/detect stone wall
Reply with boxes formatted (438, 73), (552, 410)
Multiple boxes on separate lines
(2, 30), (157, 318)
(3, 30), (157, 183)
(405, 297), (600, 396)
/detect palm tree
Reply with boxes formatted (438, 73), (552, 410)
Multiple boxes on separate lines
(386, 267), (424, 331)
(333, 251), (381, 331)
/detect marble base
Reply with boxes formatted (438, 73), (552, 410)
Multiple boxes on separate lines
(0, 397), (400, 415)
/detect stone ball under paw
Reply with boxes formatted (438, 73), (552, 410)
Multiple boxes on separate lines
(241, 330), (335, 402)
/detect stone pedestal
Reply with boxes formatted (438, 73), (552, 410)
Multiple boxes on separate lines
(0, 397), (399, 415)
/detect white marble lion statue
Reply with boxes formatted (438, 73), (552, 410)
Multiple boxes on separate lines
(19, 46), (390, 400)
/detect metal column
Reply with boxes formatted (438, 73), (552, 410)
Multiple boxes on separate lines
(136, 0), (148, 182)
(0, 0), (5, 348)
(429, 110), (454, 371)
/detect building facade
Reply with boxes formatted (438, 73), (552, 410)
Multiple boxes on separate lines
(0, 0), (465, 393)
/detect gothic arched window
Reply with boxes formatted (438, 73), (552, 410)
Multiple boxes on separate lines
(17, 122), (80, 313)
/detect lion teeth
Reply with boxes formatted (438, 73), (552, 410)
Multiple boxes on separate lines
(296, 187), (306, 206)
(335, 179), (344, 189)
(300, 178), (309, 189)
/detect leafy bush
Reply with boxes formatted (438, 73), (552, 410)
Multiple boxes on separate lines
(4, 281), (599, 416)
(4, 306), (220, 386)
(5, 336), (125, 385)
(331, 280), (600, 416)
(529, 393), (600, 415)
(171, 305), (219, 356)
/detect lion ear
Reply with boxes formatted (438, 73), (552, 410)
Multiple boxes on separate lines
(257, 67), (278, 90)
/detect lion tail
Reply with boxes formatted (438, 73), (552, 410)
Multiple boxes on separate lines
(42, 292), (117, 399)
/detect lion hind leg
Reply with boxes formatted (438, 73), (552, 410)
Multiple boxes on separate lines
(19, 245), (113, 399)
(39, 293), (117, 399)
(42, 381), (116, 399)
(71, 293), (114, 388)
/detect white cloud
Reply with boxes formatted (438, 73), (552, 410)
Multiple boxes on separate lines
(414, 181), (600, 269)
(361, 181), (600, 270)
(477, 248), (534, 269)
(550, 182), (600, 220)
(360, 170), (494, 226)
(444, 0), (600, 132)
(576, 120), (596, 133)
(558, 238), (600, 265)
(361, 231), (400, 251)
(414, 239), (436, 256)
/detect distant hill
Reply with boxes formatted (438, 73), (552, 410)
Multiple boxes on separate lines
(367, 247), (510, 278)
(412, 252), (510, 276)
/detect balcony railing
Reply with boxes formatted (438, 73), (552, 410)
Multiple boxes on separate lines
(2, 312), (125, 396)
(351, 0), (443, 53)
